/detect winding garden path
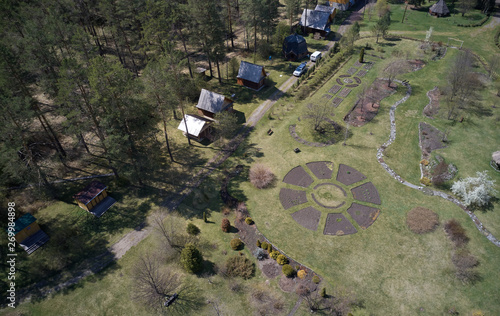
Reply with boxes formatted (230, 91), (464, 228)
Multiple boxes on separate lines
(376, 79), (500, 248)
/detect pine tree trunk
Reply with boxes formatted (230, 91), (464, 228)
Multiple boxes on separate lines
(216, 59), (222, 84)
(178, 27), (193, 78)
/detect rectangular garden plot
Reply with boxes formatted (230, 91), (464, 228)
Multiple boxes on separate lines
(338, 88), (352, 98)
(328, 85), (342, 94)
(357, 70), (367, 77)
(347, 67), (358, 75)
(322, 94), (333, 100)
(347, 203), (380, 229)
(323, 213), (357, 236)
(353, 61), (363, 67)
(331, 97), (343, 108)
(363, 63), (373, 70)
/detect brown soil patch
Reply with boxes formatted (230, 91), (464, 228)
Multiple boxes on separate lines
(336, 164), (367, 186)
(423, 87), (441, 119)
(351, 182), (381, 205)
(407, 207), (439, 234)
(419, 122), (446, 159)
(260, 259), (281, 279)
(347, 203), (380, 229)
(345, 78), (397, 127)
(291, 207), (321, 231)
(306, 161), (334, 179)
(279, 188), (308, 210)
(324, 213), (357, 236)
(279, 275), (297, 292)
(282, 166), (314, 188)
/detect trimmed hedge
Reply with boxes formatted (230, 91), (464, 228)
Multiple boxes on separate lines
(457, 15), (490, 27)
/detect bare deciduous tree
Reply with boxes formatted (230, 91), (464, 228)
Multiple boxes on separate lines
(304, 102), (334, 132)
(152, 211), (192, 254)
(133, 253), (181, 312)
(383, 59), (406, 88)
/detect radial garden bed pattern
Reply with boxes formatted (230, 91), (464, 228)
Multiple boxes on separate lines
(279, 162), (382, 236)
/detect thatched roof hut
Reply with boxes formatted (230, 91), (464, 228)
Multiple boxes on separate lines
(429, 0), (450, 17)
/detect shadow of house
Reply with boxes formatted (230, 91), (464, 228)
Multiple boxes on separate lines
(429, 0), (450, 17)
(300, 9), (332, 37)
(283, 34), (309, 61)
(73, 181), (116, 218)
(178, 114), (214, 142)
(196, 89), (234, 119)
(237, 61), (267, 91)
(10, 213), (49, 254)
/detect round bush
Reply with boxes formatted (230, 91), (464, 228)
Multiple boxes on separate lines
(186, 223), (200, 236)
(260, 241), (268, 250)
(270, 250), (279, 260)
(230, 238), (243, 250)
(245, 217), (254, 225)
(420, 177), (432, 186)
(282, 264), (295, 277)
(407, 207), (439, 234)
(312, 275), (320, 284)
(180, 243), (203, 274)
(249, 164), (275, 189)
(221, 218), (231, 233)
(256, 240), (261, 248)
(297, 269), (307, 279)
(276, 254), (288, 265)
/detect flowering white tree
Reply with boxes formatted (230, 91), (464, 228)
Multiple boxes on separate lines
(451, 171), (498, 207)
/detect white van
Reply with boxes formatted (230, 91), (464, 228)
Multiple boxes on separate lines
(310, 51), (322, 62)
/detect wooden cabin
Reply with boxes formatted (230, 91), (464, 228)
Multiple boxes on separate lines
(315, 5), (337, 23)
(11, 214), (49, 254)
(283, 34), (309, 61)
(178, 114), (214, 142)
(196, 89), (234, 119)
(300, 9), (332, 36)
(73, 181), (116, 217)
(237, 61), (267, 90)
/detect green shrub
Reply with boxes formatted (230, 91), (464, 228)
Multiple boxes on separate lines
(276, 254), (288, 265)
(221, 218), (231, 232)
(180, 243), (203, 274)
(256, 240), (261, 248)
(270, 250), (279, 260)
(230, 238), (243, 250)
(225, 255), (255, 279)
(420, 177), (432, 186)
(186, 223), (200, 236)
(359, 47), (365, 63)
(320, 287), (326, 297)
(312, 275), (320, 284)
(261, 241), (268, 250)
(267, 244), (272, 252)
(282, 264), (295, 277)
(245, 217), (254, 225)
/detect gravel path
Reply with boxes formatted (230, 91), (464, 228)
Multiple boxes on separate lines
(376, 79), (500, 247)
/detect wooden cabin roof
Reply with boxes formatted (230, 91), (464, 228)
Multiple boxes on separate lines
(237, 61), (266, 84)
(73, 181), (108, 205)
(196, 89), (233, 114)
(178, 114), (212, 137)
(12, 213), (37, 235)
(300, 9), (331, 31)
(429, 0), (450, 15)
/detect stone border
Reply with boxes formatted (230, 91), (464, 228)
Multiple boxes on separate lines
(376, 79), (500, 248)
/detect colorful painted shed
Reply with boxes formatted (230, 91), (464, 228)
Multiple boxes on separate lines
(73, 181), (116, 217)
(11, 214), (49, 254)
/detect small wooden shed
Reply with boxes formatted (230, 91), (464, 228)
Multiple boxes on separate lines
(73, 181), (116, 217)
(178, 114), (214, 142)
(237, 61), (267, 90)
(196, 89), (234, 119)
(429, 0), (450, 17)
(11, 214), (49, 254)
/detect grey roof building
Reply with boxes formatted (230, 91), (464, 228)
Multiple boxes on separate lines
(429, 0), (450, 17)
(196, 89), (234, 118)
(300, 9), (331, 33)
(237, 61), (267, 90)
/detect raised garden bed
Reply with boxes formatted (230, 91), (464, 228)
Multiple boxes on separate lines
(351, 182), (381, 205)
(336, 164), (367, 186)
(306, 161), (334, 179)
(339, 88), (352, 98)
(328, 85), (342, 94)
(323, 213), (357, 236)
(331, 97), (343, 108)
(347, 203), (380, 229)
(291, 206), (322, 231)
(419, 122), (446, 156)
(279, 188), (308, 210)
(282, 166), (314, 188)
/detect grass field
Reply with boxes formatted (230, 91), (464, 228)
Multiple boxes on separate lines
(4, 3), (500, 315)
